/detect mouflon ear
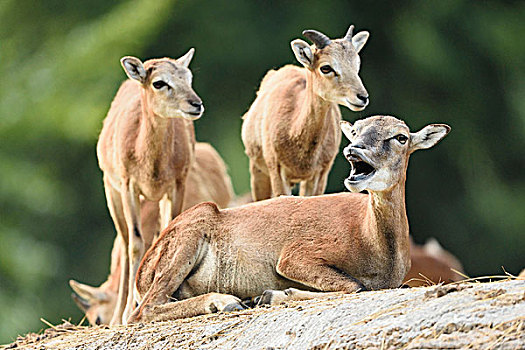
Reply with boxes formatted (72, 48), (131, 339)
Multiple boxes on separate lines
(71, 292), (91, 311)
(177, 48), (195, 68)
(352, 31), (369, 53)
(291, 39), (314, 69)
(340, 120), (354, 140)
(409, 124), (451, 153)
(121, 56), (147, 84)
(69, 279), (108, 302)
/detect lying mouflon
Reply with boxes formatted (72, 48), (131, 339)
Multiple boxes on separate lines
(128, 115), (450, 323)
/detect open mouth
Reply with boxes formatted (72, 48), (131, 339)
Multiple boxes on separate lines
(348, 156), (375, 182)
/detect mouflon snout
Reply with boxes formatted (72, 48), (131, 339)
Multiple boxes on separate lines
(182, 95), (204, 120)
(343, 144), (367, 162)
(343, 145), (351, 161)
(343, 144), (376, 189)
(356, 93), (369, 105)
(352, 89), (369, 109)
(344, 77), (369, 111)
(343, 85), (369, 111)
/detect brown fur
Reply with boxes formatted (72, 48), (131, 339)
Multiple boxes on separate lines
(70, 143), (233, 325)
(97, 51), (203, 324)
(241, 25), (369, 200)
(403, 238), (465, 287)
(128, 115), (450, 323)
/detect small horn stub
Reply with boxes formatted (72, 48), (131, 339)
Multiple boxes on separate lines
(302, 30), (332, 49)
(344, 25), (355, 41)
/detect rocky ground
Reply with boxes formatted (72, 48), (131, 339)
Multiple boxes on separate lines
(3, 279), (524, 349)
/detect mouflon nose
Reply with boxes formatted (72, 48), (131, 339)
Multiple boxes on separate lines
(356, 94), (368, 104)
(344, 144), (365, 161)
(188, 99), (203, 110)
(343, 146), (351, 159)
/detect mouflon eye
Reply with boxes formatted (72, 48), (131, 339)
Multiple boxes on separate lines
(152, 80), (168, 89)
(394, 134), (408, 144)
(95, 316), (102, 325)
(320, 65), (334, 74)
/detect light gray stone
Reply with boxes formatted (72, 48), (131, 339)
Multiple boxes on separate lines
(5, 280), (524, 350)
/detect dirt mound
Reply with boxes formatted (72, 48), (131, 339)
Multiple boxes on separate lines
(4, 279), (524, 349)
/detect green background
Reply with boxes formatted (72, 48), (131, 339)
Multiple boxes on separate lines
(1, 0), (524, 343)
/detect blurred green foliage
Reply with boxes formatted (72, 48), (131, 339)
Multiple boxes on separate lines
(0, 0), (523, 343)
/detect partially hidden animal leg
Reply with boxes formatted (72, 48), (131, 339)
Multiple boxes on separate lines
(258, 251), (367, 306)
(129, 220), (214, 323)
(120, 179), (144, 324)
(312, 168), (330, 196)
(268, 163), (291, 197)
(249, 159), (272, 201)
(299, 176), (319, 196)
(159, 194), (172, 231)
(256, 288), (344, 306)
(170, 178), (186, 219)
(103, 175), (130, 325)
(130, 293), (246, 323)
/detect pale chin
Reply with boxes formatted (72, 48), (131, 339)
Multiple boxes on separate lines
(180, 112), (202, 121)
(344, 178), (367, 193)
(341, 98), (367, 112)
(164, 110), (203, 120)
(348, 104), (367, 112)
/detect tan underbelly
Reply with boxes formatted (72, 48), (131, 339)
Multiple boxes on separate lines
(174, 247), (299, 300)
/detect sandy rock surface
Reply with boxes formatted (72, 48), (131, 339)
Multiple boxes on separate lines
(3, 279), (524, 349)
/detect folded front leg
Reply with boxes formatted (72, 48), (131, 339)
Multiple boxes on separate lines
(129, 293), (247, 323)
(258, 253), (367, 306)
(279, 252), (367, 291)
(257, 288), (344, 306)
